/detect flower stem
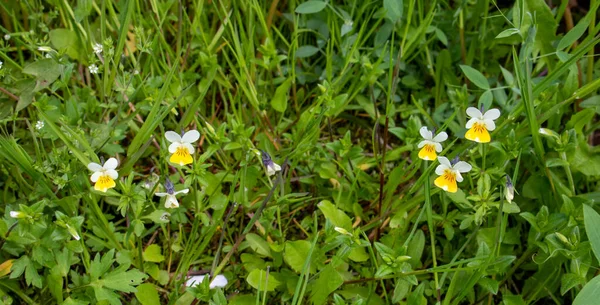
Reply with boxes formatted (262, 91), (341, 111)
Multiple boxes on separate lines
(424, 162), (440, 302)
(481, 143), (487, 173)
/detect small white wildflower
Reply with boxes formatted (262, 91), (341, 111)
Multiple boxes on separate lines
(133, 69), (139, 75)
(35, 121), (44, 130)
(93, 43), (103, 54)
(186, 274), (228, 289)
(334, 227), (351, 236)
(9, 211), (25, 219)
(89, 64), (99, 74)
(155, 179), (189, 209)
(45, 54), (51, 59)
(4, 34), (9, 40)
(261, 151), (281, 176)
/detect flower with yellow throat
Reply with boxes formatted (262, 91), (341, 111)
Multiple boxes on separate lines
(88, 158), (119, 192)
(434, 156), (472, 193)
(417, 126), (448, 161)
(165, 130), (200, 166)
(465, 107), (500, 143)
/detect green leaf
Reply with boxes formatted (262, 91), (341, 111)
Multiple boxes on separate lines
(271, 78), (292, 113)
(317, 200), (352, 231)
(49, 29), (82, 60)
(102, 267), (147, 293)
(574, 274), (600, 305)
(478, 90), (493, 110)
(135, 283), (161, 305)
(143, 244), (165, 263)
(583, 205), (600, 263)
(407, 230), (425, 268)
(246, 233), (272, 257)
(295, 1), (327, 14)
(561, 273), (586, 295)
(459, 65), (490, 90)
(246, 269), (280, 292)
(310, 265), (344, 305)
(348, 247), (369, 262)
(558, 17), (590, 51)
(23, 59), (61, 91)
(383, 0), (403, 23)
(74, 0), (93, 22)
(296, 45), (320, 58)
(284, 240), (315, 273)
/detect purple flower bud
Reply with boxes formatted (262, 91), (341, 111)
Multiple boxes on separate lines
(451, 156), (460, 165)
(165, 179), (175, 195)
(261, 150), (273, 167)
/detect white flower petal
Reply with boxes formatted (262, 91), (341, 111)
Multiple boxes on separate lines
(483, 119), (496, 131)
(482, 108), (501, 120)
(437, 156), (452, 168)
(106, 169), (119, 180)
(417, 140), (428, 148)
(87, 162), (102, 172)
(434, 142), (443, 152)
(186, 275), (208, 287)
(90, 171), (102, 182)
(155, 192), (169, 197)
(174, 189), (190, 196)
(453, 161), (472, 173)
(455, 171), (464, 182)
(466, 107), (483, 119)
(165, 131), (182, 143)
(419, 127), (433, 140)
(103, 158), (118, 170)
(432, 132), (448, 143)
(168, 142), (180, 154)
(210, 275), (228, 289)
(183, 142), (195, 154)
(165, 195), (179, 208)
(182, 130), (200, 143)
(9, 211), (20, 218)
(465, 118), (479, 129)
(435, 164), (449, 176)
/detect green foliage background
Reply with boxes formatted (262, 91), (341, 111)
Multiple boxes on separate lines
(0, 0), (599, 304)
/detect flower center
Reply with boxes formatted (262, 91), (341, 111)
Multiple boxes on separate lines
(473, 122), (486, 133)
(443, 170), (456, 183)
(170, 146), (193, 165)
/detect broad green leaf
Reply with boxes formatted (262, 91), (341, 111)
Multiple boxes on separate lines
(284, 240), (315, 273)
(49, 29), (82, 60)
(143, 244), (165, 263)
(317, 200), (352, 231)
(23, 59), (61, 91)
(561, 273), (586, 295)
(271, 78), (292, 113)
(246, 269), (280, 292)
(407, 230), (425, 268)
(102, 268), (147, 293)
(558, 17), (590, 51)
(135, 283), (161, 305)
(348, 247), (369, 262)
(459, 65), (490, 90)
(246, 233), (272, 257)
(478, 90), (493, 110)
(295, 1), (327, 14)
(583, 205), (600, 263)
(574, 274), (600, 305)
(310, 265), (344, 305)
(296, 45), (320, 58)
(383, 0), (403, 23)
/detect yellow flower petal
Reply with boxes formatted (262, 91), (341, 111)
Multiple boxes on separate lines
(170, 147), (193, 165)
(465, 122), (491, 143)
(434, 171), (458, 193)
(94, 174), (116, 192)
(418, 144), (437, 161)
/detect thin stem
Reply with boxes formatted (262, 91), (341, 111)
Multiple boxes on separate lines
(424, 162), (440, 302)
(560, 151), (576, 195)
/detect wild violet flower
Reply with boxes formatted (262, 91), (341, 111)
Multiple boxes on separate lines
(417, 126), (448, 161)
(87, 158), (119, 192)
(186, 274), (228, 289)
(261, 151), (281, 176)
(165, 130), (200, 166)
(155, 179), (189, 208)
(434, 156), (472, 193)
(465, 107), (501, 143)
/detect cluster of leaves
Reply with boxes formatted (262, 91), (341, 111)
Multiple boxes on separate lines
(0, 0), (599, 304)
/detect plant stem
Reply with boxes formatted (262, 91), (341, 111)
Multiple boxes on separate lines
(424, 162), (440, 302)
(560, 151), (576, 195)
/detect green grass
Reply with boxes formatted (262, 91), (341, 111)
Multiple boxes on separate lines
(1, 0), (600, 304)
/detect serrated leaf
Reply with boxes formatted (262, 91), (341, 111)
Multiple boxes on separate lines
(460, 65), (490, 90)
(295, 1), (327, 14)
(102, 268), (147, 293)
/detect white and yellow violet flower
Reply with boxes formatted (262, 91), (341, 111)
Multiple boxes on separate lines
(165, 130), (200, 166)
(434, 156), (472, 193)
(186, 274), (228, 289)
(465, 107), (501, 143)
(155, 179), (189, 208)
(87, 158), (119, 192)
(261, 150), (281, 176)
(417, 126), (448, 161)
